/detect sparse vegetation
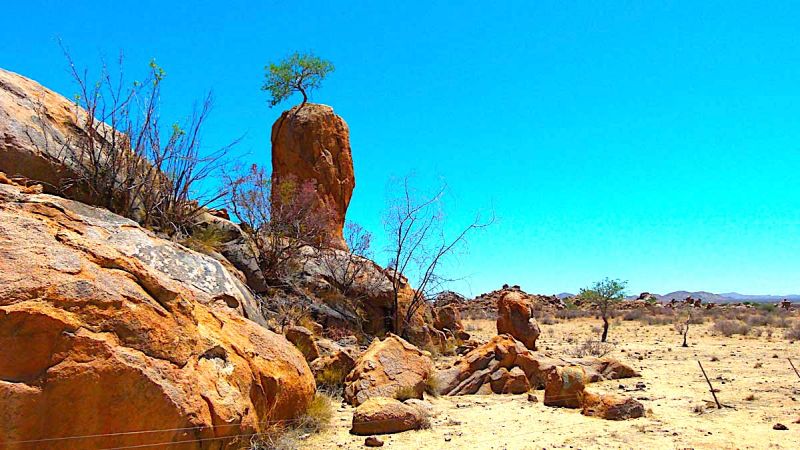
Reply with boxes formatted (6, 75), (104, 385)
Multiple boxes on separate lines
(180, 225), (226, 255)
(37, 48), (233, 236)
(569, 338), (615, 358)
(712, 319), (750, 337)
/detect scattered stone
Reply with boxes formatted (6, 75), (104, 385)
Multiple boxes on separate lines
(773, 423), (788, 430)
(582, 392), (645, 420)
(351, 398), (425, 435)
(527, 393), (539, 403)
(365, 436), (384, 447)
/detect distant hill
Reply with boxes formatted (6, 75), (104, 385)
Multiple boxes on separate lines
(641, 291), (799, 304)
(556, 292), (575, 299)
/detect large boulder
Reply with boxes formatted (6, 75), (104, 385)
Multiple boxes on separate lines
(344, 335), (434, 406)
(350, 397), (425, 435)
(544, 366), (587, 408)
(496, 291), (540, 350)
(271, 103), (355, 249)
(0, 68), (95, 203)
(581, 391), (645, 420)
(0, 180), (315, 449)
(434, 304), (469, 341)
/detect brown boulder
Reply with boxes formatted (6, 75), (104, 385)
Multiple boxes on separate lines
(0, 182), (315, 449)
(582, 391), (645, 420)
(350, 397), (425, 435)
(310, 350), (357, 386)
(344, 335), (434, 406)
(544, 366), (587, 408)
(285, 325), (321, 362)
(271, 103), (355, 249)
(496, 291), (541, 350)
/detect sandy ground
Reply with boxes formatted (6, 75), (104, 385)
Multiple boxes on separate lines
(305, 317), (800, 449)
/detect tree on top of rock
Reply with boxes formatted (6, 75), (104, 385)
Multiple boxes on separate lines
(578, 278), (627, 343)
(262, 52), (334, 109)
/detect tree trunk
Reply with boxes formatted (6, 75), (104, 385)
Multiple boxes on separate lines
(601, 316), (609, 342)
(682, 322), (689, 347)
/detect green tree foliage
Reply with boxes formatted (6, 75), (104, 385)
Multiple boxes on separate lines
(262, 52), (334, 108)
(578, 278), (628, 342)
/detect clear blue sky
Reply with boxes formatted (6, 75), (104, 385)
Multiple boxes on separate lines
(3, 1), (799, 296)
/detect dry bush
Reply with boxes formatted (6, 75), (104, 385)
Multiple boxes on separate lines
(425, 374), (442, 398)
(785, 322), (800, 341)
(40, 50), (233, 235)
(315, 366), (347, 394)
(569, 339), (615, 358)
(395, 385), (421, 402)
(540, 314), (556, 325)
(250, 392), (334, 449)
(556, 309), (593, 320)
(623, 309), (646, 321)
(225, 164), (335, 285)
(712, 319), (750, 337)
(180, 225), (225, 255)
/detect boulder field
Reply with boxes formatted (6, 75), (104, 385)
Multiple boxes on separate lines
(0, 178), (315, 449)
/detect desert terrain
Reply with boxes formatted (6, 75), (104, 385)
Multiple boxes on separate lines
(307, 316), (800, 449)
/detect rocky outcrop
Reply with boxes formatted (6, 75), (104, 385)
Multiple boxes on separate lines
(438, 335), (639, 396)
(496, 291), (541, 350)
(344, 335), (434, 406)
(581, 391), (645, 420)
(271, 103), (355, 249)
(350, 397), (425, 435)
(0, 180), (315, 449)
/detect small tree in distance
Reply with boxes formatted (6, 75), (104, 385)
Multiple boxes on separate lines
(262, 52), (334, 109)
(578, 278), (628, 342)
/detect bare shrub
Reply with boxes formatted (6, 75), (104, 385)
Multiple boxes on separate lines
(40, 49), (232, 235)
(384, 176), (492, 338)
(225, 164), (335, 285)
(569, 339), (615, 358)
(540, 314), (556, 325)
(784, 322), (800, 341)
(712, 319), (750, 337)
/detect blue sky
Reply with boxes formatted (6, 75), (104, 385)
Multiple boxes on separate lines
(2, 1), (799, 296)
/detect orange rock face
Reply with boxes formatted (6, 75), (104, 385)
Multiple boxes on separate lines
(581, 391), (645, 420)
(271, 103), (355, 249)
(544, 366), (587, 408)
(496, 291), (541, 350)
(0, 182), (315, 449)
(344, 335), (434, 406)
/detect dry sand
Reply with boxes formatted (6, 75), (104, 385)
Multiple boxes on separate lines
(306, 318), (800, 449)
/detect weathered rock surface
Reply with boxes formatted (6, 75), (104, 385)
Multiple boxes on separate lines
(350, 398), (425, 435)
(439, 334), (639, 397)
(0, 68), (95, 203)
(344, 335), (434, 406)
(285, 325), (321, 362)
(581, 391), (645, 420)
(496, 291), (541, 350)
(0, 180), (315, 449)
(434, 304), (469, 341)
(544, 366), (587, 408)
(271, 103), (355, 249)
(310, 350), (357, 386)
